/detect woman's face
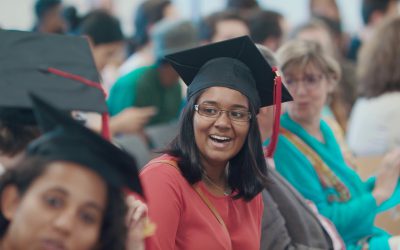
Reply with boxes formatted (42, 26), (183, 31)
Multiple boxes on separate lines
(193, 87), (250, 167)
(1, 162), (107, 250)
(283, 63), (333, 125)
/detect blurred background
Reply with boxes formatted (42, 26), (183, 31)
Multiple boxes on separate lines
(0, 0), (363, 35)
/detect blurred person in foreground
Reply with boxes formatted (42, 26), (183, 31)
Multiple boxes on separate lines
(0, 95), (146, 250)
(0, 30), (109, 170)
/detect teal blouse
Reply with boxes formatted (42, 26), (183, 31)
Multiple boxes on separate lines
(266, 113), (400, 250)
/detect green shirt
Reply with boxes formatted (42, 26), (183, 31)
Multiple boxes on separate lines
(108, 65), (182, 126)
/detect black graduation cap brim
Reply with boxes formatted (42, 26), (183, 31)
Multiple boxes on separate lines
(27, 94), (143, 195)
(0, 29), (107, 113)
(165, 36), (292, 109)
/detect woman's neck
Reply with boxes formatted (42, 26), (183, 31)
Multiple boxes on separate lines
(296, 116), (324, 142)
(201, 158), (227, 186)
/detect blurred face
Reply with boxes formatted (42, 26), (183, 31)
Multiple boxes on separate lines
(310, 0), (340, 21)
(40, 4), (67, 34)
(91, 41), (124, 71)
(194, 87), (250, 167)
(387, 0), (400, 17)
(212, 19), (249, 42)
(163, 4), (180, 20)
(283, 63), (333, 125)
(1, 162), (107, 250)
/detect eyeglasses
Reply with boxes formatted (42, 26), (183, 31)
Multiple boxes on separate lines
(284, 74), (324, 91)
(194, 104), (251, 122)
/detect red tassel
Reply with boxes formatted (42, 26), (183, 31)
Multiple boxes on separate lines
(47, 67), (107, 97)
(101, 113), (111, 140)
(47, 67), (111, 141)
(266, 67), (282, 158)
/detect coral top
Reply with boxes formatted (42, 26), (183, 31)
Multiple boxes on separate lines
(140, 154), (263, 250)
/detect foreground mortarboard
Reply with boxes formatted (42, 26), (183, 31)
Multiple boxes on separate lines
(165, 36), (293, 157)
(165, 35), (292, 111)
(27, 94), (143, 195)
(0, 30), (110, 137)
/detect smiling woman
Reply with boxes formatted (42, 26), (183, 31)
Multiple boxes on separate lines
(139, 36), (292, 250)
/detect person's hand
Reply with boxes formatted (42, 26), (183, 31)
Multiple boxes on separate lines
(388, 235), (400, 250)
(372, 148), (400, 206)
(126, 196), (147, 250)
(125, 196), (156, 250)
(110, 107), (157, 135)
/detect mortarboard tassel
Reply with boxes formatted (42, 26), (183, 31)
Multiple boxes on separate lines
(265, 67), (282, 158)
(46, 67), (111, 140)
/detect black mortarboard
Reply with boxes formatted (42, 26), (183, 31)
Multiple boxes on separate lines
(165, 36), (292, 112)
(0, 29), (110, 137)
(27, 94), (143, 195)
(0, 29), (107, 113)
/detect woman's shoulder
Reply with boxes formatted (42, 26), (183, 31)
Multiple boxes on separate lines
(140, 154), (181, 176)
(140, 154), (189, 188)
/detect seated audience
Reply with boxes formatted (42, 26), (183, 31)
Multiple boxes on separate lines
(198, 10), (249, 44)
(347, 16), (400, 156)
(108, 19), (198, 127)
(270, 39), (400, 249)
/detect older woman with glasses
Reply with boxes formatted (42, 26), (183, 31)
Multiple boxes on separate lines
(139, 36), (292, 250)
(268, 39), (400, 250)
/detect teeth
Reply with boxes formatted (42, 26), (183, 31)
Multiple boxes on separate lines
(210, 135), (231, 141)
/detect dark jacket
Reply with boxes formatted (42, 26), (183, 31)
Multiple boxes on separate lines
(260, 169), (335, 250)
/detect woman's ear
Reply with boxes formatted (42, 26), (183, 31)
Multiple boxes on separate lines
(82, 35), (95, 50)
(327, 74), (339, 93)
(1, 185), (21, 220)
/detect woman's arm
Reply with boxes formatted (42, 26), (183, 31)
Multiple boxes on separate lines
(140, 164), (183, 250)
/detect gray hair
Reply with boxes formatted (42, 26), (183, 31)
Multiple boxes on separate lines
(276, 39), (341, 81)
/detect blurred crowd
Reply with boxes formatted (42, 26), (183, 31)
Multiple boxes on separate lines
(0, 0), (400, 249)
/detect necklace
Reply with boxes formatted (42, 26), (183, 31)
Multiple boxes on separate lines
(203, 174), (231, 196)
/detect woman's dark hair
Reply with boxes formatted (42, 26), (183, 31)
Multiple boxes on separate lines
(78, 10), (124, 46)
(247, 10), (283, 44)
(34, 0), (62, 20)
(166, 90), (268, 201)
(226, 0), (260, 11)
(0, 108), (40, 157)
(0, 156), (128, 250)
(62, 6), (81, 34)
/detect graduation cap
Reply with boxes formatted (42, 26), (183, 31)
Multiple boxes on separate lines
(165, 36), (292, 157)
(27, 94), (143, 195)
(0, 29), (110, 138)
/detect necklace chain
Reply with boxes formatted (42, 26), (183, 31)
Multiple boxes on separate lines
(203, 174), (231, 196)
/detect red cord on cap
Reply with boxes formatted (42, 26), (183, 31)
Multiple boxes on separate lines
(265, 66), (282, 158)
(47, 67), (111, 140)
